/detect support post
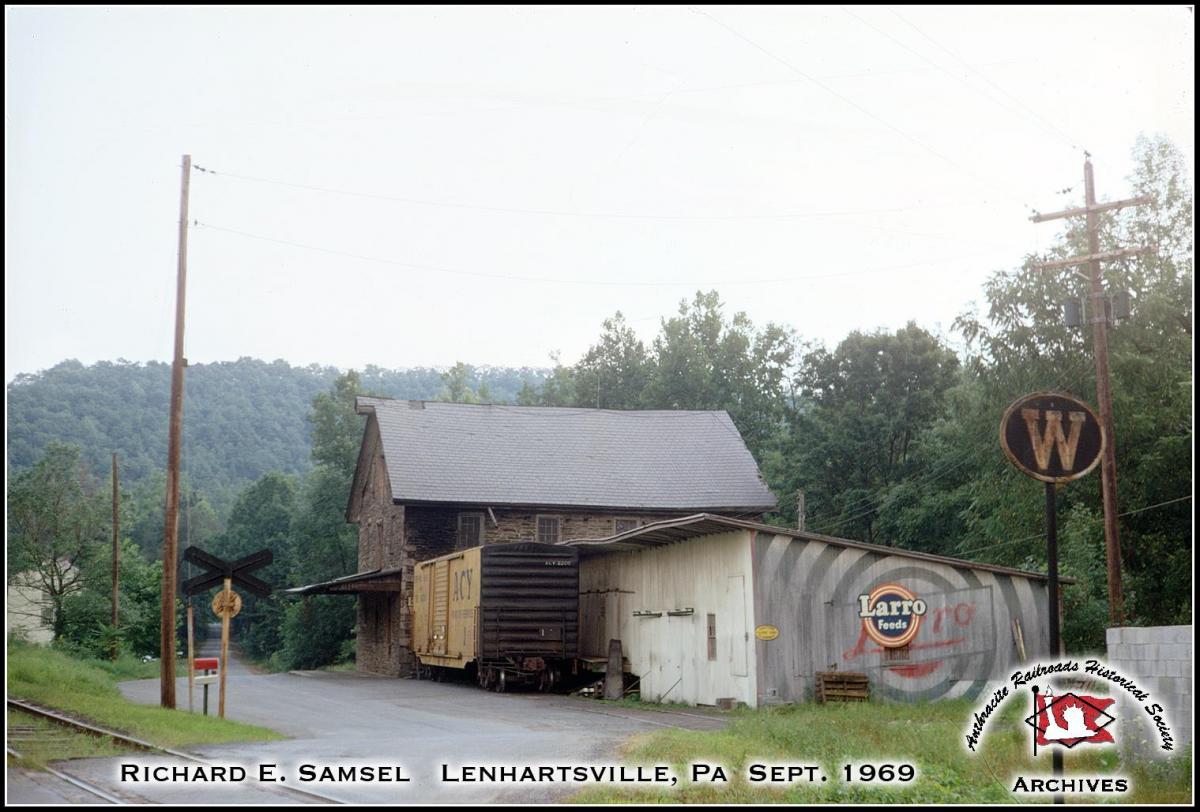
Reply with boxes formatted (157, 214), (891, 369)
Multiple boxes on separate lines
(219, 577), (232, 719)
(1045, 482), (1063, 804)
(1083, 159), (1124, 625)
(186, 601), (195, 713)
(111, 453), (120, 661)
(161, 154), (191, 708)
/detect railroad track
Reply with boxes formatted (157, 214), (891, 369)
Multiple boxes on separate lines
(8, 744), (127, 804)
(7, 698), (344, 805)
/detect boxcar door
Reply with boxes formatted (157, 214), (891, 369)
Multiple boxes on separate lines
(432, 559), (450, 656)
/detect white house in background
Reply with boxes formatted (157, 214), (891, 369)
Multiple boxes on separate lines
(6, 571), (56, 643)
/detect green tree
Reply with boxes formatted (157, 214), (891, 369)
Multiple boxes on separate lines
(58, 538), (163, 658)
(645, 291), (795, 456)
(279, 370), (369, 669)
(774, 323), (960, 542)
(571, 312), (652, 410)
(7, 443), (108, 639)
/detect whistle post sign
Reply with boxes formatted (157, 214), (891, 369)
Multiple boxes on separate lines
(1000, 392), (1105, 484)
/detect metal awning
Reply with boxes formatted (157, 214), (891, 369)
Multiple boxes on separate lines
(285, 568), (403, 596)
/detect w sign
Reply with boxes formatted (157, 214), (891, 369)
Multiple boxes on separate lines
(1000, 393), (1105, 483)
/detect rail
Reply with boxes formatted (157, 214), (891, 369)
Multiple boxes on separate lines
(7, 698), (344, 805)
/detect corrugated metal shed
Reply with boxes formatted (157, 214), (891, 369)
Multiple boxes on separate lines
(355, 397), (777, 511)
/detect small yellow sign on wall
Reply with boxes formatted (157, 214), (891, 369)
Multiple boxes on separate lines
(755, 624), (780, 641)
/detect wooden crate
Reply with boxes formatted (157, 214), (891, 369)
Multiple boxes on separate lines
(815, 671), (870, 703)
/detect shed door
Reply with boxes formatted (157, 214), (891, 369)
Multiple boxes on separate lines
(728, 575), (748, 677)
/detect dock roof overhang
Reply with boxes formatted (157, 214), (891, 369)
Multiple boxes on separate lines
(285, 568), (403, 596)
(562, 513), (1075, 584)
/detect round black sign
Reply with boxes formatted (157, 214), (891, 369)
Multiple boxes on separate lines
(999, 392), (1105, 483)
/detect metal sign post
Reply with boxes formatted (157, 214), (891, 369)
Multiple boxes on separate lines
(181, 546), (272, 720)
(1000, 392), (1105, 804)
(186, 599), (195, 713)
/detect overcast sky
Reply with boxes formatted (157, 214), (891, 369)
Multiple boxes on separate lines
(5, 6), (1194, 379)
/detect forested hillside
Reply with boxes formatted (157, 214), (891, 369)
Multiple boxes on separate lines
(6, 359), (548, 513)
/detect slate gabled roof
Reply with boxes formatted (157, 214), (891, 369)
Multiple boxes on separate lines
(355, 397), (777, 512)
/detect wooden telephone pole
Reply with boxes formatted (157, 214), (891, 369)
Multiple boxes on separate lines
(1031, 156), (1153, 626)
(161, 154), (192, 707)
(111, 453), (120, 661)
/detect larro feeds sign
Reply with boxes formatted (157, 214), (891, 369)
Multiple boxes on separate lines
(999, 392), (1105, 484)
(857, 583), (926, 648)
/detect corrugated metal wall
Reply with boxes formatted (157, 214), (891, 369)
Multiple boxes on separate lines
(578, 531), (756, 707)
(751, 531), (1053, 705)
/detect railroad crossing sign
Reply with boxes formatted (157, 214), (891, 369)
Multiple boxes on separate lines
(211, 589), (242, 619)
(182, 547), (273, 598)
(1000, 392), (1105, 484)
(180, 546), (273, 719)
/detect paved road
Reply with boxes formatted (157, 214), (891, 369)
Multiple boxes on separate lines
(32, 638), (725, 804)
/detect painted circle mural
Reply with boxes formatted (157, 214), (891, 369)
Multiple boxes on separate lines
(858, 583), (926, 647)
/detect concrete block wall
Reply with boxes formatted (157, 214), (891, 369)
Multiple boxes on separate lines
(1106, 625), (1192, 758)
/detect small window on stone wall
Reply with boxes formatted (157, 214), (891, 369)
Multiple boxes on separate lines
(614, 518), (639, 534)
(537, 515), (561, 544)
(457, 513), (483, 550)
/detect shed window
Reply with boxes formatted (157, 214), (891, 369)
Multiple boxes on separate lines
(707, 613), (717, 661)
(884, 645), (911, 663)
(614, 518), (639, 534)
(537, 515), (561, 544)
(457, 513), (483, 550)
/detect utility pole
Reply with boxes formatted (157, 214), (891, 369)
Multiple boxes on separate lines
(161, 154), (192, 707)
(796, 489), (806, 532)
(111, 453), (120, 661)
(1031, 156), (1153, 626)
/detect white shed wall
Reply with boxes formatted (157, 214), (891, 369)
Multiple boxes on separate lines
(579, 531), (757, 708)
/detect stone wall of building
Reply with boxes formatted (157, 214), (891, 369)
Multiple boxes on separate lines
(1105, 625), (1192, 758)
(353, 435), (410, 677)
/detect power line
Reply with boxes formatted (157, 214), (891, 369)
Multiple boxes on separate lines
(954, 495), (1193, 560)
(193, 220), (1014, 288)
(889, 9), (1087, 155)
(686, 6), (1037, 212)
(395, 60), (1025, 121)
(809, 448), (991, 535)
(842, 7), (1080, 155)
(192, 165), (1004, 222)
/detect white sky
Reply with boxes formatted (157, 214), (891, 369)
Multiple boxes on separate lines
(4, 5), (1194, 379)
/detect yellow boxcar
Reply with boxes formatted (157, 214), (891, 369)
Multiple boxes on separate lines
(411, 542), (579, 691)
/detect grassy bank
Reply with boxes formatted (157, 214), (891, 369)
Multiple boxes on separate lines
(571, 698), (1192, 804)
(7, 640), (283, 750)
